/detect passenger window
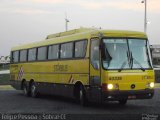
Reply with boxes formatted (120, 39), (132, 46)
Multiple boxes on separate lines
(48, 45), (59, 59)
(10, 52), (13, 63)
(91, 39), (100, 69)
(75, 40), (87, 58)
(37, 47), (47, 60)
(60, 42), (73, 59)
(13, 51), (19, 63)
(20, 50), (27, 62)
(28, 48), (37, 61)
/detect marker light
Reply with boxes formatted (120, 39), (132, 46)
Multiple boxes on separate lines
(150, 82), (154, 88)
(107, 84), (113, 90)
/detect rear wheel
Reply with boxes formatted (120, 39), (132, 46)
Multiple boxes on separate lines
(22, 82), (30, 97)
(119, 99), (127, 105)
(30, 82), (38, 98)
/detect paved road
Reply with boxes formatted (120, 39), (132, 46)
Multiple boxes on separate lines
(0, 89), (159, 119)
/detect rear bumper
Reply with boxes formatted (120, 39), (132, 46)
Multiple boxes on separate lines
(10, 80), (22, 90)
(102, 89), (154, 101)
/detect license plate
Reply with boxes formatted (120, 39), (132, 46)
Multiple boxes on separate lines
(128, 95), (136, 99)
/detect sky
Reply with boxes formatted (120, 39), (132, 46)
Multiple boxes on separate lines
(0, 0), (160, 56)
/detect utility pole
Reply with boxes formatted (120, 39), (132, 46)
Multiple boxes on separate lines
(65, 13), (69, 31)
(141, 0), (147, 33)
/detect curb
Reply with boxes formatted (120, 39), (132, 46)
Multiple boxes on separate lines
(155, 83), (160, 89)
(0, 85), (14, 90)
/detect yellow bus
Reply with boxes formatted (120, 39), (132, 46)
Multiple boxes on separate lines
(10, 28), (155, 106)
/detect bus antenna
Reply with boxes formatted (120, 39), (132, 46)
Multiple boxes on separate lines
(65, 12), (69, 31)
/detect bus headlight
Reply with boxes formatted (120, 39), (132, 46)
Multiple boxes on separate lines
(107, 84), (113, 90)
(149, 82), (154, 88)
(146, 82), (154, 88)
(102, 83), (119, 91)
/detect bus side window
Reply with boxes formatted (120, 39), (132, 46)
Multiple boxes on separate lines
(20, 50), (27, 62)
(75, 40), (87, 58)
(28, 48), (37, 61)
(48, 44), (59, 60)
(60, 42), (73, 59)
(10, 52), (13, 63)
(37, 46), (47, 60)
(13, 51), (19, 63)
(91, 39), (100, 70)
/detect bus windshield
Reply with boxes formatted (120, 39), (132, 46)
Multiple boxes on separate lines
(102, 38), (152, 70)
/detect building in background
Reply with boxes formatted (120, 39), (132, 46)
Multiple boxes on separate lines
(0, 56), (10, 70)
(150, 45), (160, 83)
(0, 56), (10, 63)
(150, 45), (160, 68)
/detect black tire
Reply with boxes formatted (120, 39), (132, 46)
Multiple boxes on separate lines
(22, 82), (30, 97)
(79, 85), (88, 106)
(119, 99), (127, 105)
(30, 82), (38, 98)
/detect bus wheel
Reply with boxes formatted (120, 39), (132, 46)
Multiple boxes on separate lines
(22, 82), (29, 97)
(79, 86), (88, 106)
(30, 82), (38, 98)
(119, 99), (127, 105)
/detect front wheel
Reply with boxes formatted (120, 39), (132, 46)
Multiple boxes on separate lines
(79, 86), (88, 106)
(119, 99), (127, 105)
(30, 82), (38, 98)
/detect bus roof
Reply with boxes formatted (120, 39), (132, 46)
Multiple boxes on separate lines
(11, 27), (147, 51)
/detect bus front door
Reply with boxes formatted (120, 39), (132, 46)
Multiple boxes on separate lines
(89, 38), (102, 103)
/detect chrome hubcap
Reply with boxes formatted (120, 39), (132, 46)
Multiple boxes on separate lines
(80, 89), (83, 101)
(31, 85), (36, 96)
(23, 86), (27, 95)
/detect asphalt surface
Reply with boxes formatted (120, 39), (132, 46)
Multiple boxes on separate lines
(0, 89), (160, 120)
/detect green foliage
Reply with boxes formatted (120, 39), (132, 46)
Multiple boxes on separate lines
(0, 74), (10, 85)
(0, 64), (9, 70)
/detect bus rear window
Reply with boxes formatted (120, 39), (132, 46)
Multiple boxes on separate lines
(13, 51), (19, 63)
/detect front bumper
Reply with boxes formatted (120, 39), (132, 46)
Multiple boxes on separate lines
(102, 89), (154, 101)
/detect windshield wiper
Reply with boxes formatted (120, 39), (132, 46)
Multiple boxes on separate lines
(118, 60), (128, 72)
(104, 48), (112, 68)
(130, 52), (145, 72)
